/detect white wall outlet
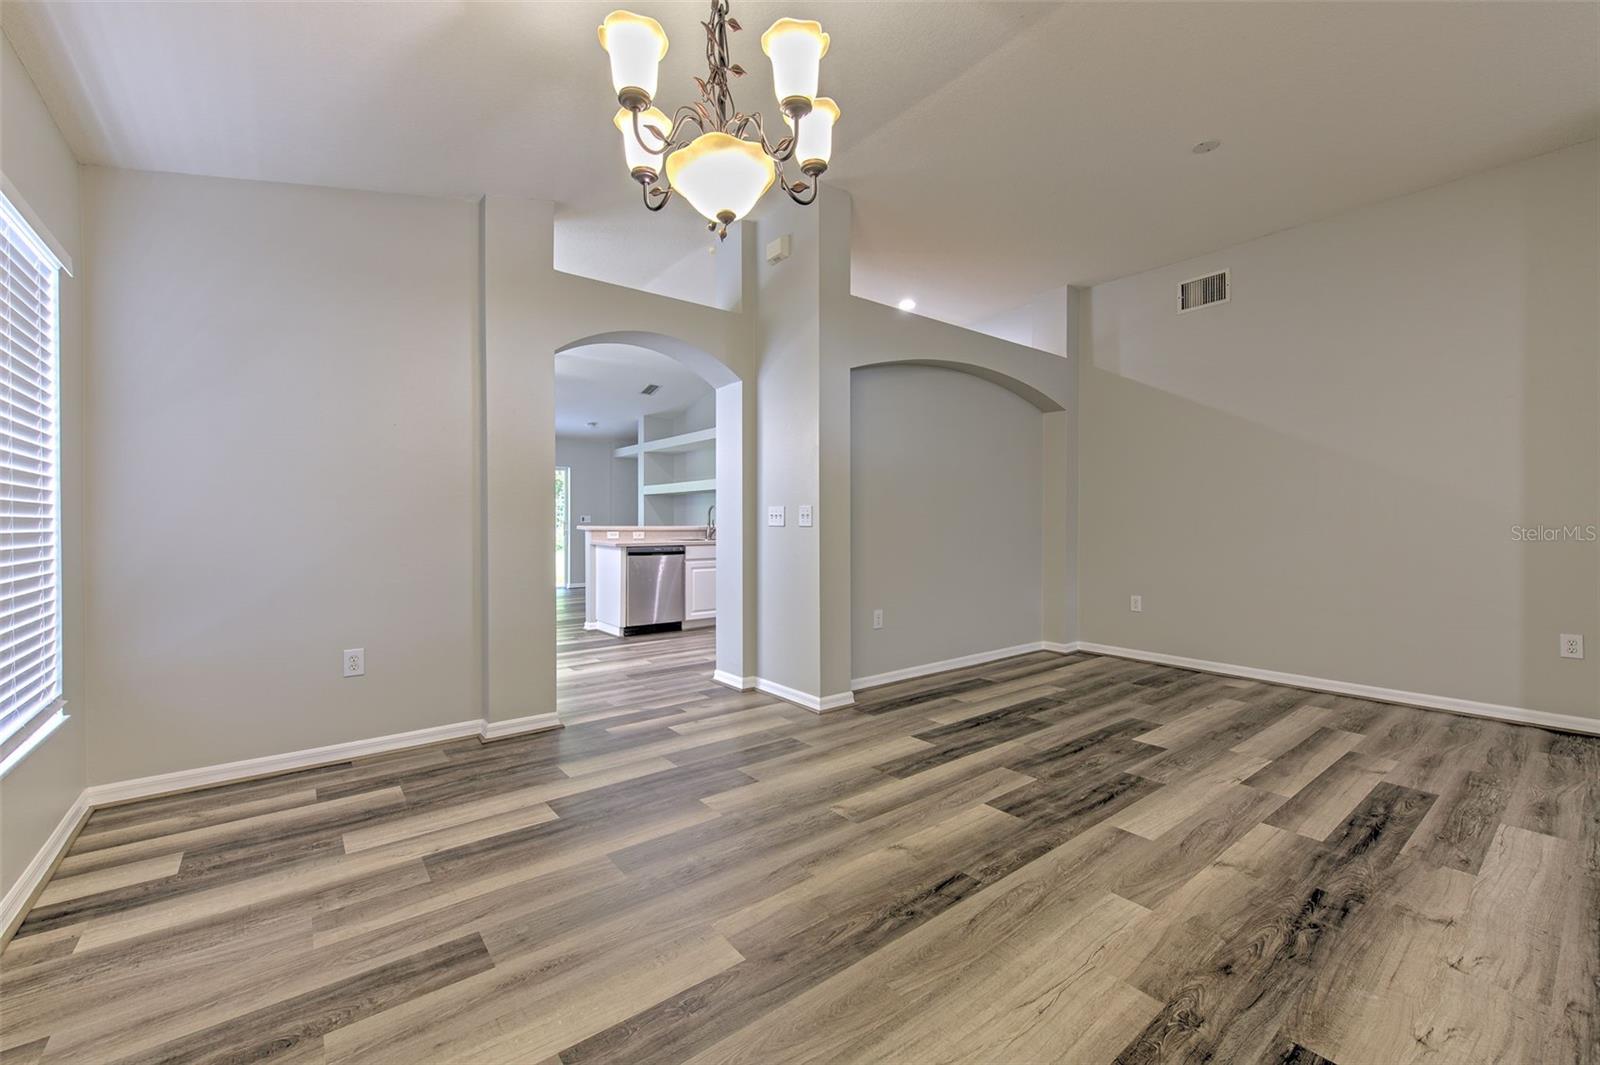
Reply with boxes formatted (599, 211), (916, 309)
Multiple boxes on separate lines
(797, 504), (813, 527)
(578, 515), (592, 524)
(632, 530), (646, 540)
(1130, 595), (1143, 613)
(872, 609), (884, 630)
(768, 506), (785, 527)
(1560, 634), (1584, 659)
(343, 648), (365, 678)
(606, 530), (620, 539)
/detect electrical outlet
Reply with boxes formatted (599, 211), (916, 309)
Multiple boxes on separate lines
(606, 530), (620, 539)
(872, 609), (884, 630)
(632, 530), (646, 540)
(798, 505), (813, 527)
(578, 515), (592, 524)
(1560, 634), (1584, 659)
(1130, 595), (1143, 613)
(343, 648), (365, 678)
(768, 506), (785, 527)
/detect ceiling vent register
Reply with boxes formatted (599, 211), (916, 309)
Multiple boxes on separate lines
(1178, 270), (1229, 313)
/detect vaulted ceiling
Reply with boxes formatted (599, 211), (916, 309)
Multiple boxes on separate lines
(4, 1), (1596, 326)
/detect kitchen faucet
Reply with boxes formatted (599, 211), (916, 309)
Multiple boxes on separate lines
(704, 503), (716, 541)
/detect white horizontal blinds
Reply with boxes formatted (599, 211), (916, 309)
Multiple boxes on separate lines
(0, 197), (62, 755)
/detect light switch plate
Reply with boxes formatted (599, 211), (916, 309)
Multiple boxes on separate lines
(798, 505), (813, 527)
(578, 515), (592, 524)
(1130, 595), (1143, 613)
(343, 648), (365, 678)
(768, 506), (786, 527)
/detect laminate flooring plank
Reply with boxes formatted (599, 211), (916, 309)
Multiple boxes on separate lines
(5, 588), (1595, 1065)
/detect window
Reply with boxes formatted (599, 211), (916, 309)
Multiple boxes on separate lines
(0, 191), (65, 775)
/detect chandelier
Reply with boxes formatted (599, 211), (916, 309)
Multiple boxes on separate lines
(598, 1), (838, 239)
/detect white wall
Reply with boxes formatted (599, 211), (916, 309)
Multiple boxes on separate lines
(82, 168), (482, 783)
(851, 364), (1044, 682)
(1080, 141), (1600, 723)
(555, 434), (632, 585)
(0, 36), (86, 904)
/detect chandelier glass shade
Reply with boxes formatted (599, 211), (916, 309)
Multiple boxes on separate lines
(597, 1), (838, 238)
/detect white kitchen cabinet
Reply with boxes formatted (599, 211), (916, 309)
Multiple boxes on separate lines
(685, 548), (717, 624)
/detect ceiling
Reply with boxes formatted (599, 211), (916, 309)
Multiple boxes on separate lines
(4, 1), (1596, 326)
(555, 343), (711, 439)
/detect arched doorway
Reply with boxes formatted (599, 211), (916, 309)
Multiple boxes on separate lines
(553, 331), (749, 716)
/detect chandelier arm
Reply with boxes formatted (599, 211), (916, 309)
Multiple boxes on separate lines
(643, 183), (673, 212)
(756, 112), (799, 162)
(629, 109), (678, 157)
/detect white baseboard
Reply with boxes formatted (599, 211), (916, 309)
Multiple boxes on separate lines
(83, 719), (491, 808)
(852, 641), (1060, 691)
(480, 713), (562, 741)
(591, 620), (622, 637)
(3, 711), (570, 945)
(1077, 641), (1600, 737)
(712, 670), (756, 691)
(1, 791), (90, 943)
(754, 677), (855, 714)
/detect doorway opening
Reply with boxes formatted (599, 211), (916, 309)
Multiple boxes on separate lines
(554, 465), (571, 589)
(552, 336), (741, 721)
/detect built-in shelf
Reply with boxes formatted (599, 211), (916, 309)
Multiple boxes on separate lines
(614, 426), (715, 459)
(642, 478), (717, 496)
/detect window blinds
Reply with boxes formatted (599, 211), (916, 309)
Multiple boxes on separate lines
(0, 195), (63, 764)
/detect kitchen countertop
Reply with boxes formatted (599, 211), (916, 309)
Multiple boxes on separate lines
(592, 538), (715, 549)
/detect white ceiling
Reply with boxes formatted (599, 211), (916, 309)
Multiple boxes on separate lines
(4, 1), (1596, 326)
(555, 342), (711, 439)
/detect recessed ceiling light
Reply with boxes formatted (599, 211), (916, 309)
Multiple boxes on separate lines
(897, 298), (916, 311)
(1192, 140), (1221, 154)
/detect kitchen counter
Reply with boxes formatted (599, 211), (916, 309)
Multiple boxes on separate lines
(578, 528), (716, 635)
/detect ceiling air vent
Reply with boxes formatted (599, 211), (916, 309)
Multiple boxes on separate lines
(1178, 270), (1229, 313)
(640, 383), (661, 395)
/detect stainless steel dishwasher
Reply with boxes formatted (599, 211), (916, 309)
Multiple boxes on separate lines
(623, 544), (685, 635)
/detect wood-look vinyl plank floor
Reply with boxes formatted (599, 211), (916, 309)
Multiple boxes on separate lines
(2, 587), (1596, 1064)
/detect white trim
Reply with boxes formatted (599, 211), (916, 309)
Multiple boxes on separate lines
(0, 172), (72, 275)
(1, 790), (90, 942)
(0, 707), (68, 779)
(2, 712), (569, 944)
(1042, 641), (1083, 654)
(480, 713), (562, 741)
(563, 582), (586, 589)
(754, 677), (854, 714)
(712, 670), (756, 691)
(1077, 642), (1600, 737)
(82, 719), (494, 807)
(590, 620), (623, 637)
(852, 642), (1053, 691)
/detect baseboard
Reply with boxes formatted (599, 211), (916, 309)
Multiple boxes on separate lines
(4, 711), (571, 946)
(1077, 641), (1600, 737)
(754, 677), (855, 714)
(591, 620), (623, 637)
(852, 641), (1061, 691)
(480, 713), (562, 741)
(83, 719), (492, 808)
(712, 670), (756, 691)
(0, 791), (91, 946)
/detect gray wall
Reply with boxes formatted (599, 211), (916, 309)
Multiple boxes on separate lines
(82, 167), (482, 783)
(555, 434), (633, 585)
(851, 364), (1044, 681)
(1080, 141), (1600, 722)
(0, 36), (87, 903)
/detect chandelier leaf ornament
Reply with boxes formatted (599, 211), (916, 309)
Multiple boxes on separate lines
(598, 1), (838, 239)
